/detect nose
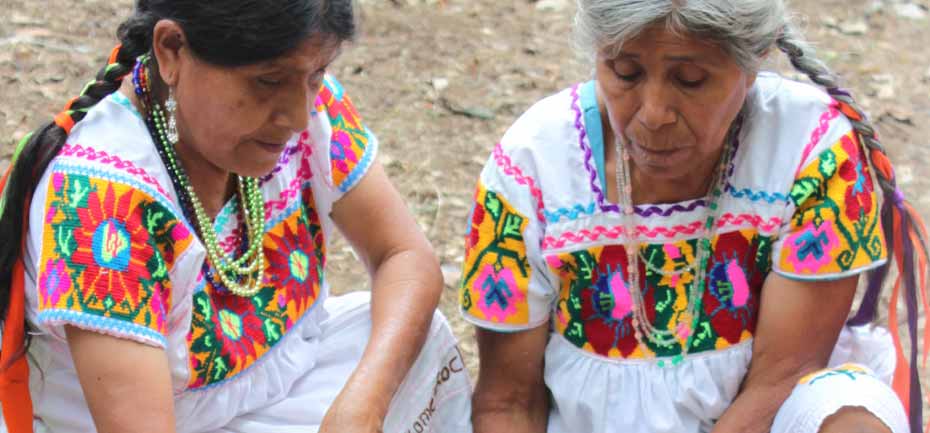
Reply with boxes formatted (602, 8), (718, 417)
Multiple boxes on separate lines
(635, 80), (677, 131)
(273, 82), (314, 133)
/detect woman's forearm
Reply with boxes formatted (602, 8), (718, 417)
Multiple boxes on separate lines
(712, 363), (811, 433)
(343, 247), (443, 416)
(472, 325), (552, 433)
(712, 273), (858, 433)
(472, 383), (550, 433)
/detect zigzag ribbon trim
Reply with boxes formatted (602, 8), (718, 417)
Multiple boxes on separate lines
(492, 142), (546, 224)
(60, 143), (170, 199)
(795, 101), (841, 177)
(542, 213), (783, 249)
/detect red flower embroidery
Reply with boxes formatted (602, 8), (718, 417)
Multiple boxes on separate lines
(838, 135), (874, 222)
(209, 294), (267, 361)
(71, 184), (155, 309)
(264, 214), (324, 321)
(467, 202), (486, 250)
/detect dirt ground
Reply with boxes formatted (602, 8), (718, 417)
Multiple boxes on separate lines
(3, 0), (930, 416)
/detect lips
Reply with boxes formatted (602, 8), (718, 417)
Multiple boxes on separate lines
(255, 139), (288, 153)
(626, 139), (690, 167)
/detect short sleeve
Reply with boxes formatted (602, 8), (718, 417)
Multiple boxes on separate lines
(459, 146), (556, 332)
(773, 130), (887, 280)
(34, 168), (193, 347)
(314, 75), (378, 196)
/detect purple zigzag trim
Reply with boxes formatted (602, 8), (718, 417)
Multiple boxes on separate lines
(259, 142), (302, 184)
(570, 83), (748, 218)
(634, 199), (707, 217)
(572, 84), (620, 213)
(572, 84), (705, 217)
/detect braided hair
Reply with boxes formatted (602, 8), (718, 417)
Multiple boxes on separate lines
(575, 0), (929, 429)
(0, 0), (355, 367)
(776, 23), (929, 430)
(0, 15), (151, 331)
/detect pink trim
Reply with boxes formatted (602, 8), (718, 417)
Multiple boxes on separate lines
(541, 213), (783, 249)
(60, 143), (171, 199)
(218, 136), (315, 253)
(492, 142), (546, 224)
(263, 136), (314, 220)
(794, 101), (841, 178)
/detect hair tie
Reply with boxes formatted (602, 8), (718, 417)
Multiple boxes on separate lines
(894, 188), (906, 206)
(829, 87), (852, 98)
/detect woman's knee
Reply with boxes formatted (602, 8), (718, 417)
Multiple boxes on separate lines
(771, 364), (908, 433)
(818, 407), (892, 433)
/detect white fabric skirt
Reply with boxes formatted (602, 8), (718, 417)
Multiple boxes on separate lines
(544, 325), (907, 433)
(210, 292), (473, 433)
(9, 292), (472, 433)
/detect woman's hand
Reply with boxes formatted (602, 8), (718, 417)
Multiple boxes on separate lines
(711, 272), (858, 433)
(328, 160), (444, 424)
(318, 376), (386, 433)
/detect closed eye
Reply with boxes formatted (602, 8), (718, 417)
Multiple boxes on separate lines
(616, 71), (642, 82)
(258, 76), (283, 87)
(677, 77), (706, 88)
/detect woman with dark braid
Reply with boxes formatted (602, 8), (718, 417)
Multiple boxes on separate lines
(462, 1), (927, 432)
(0, 1), (471, 432)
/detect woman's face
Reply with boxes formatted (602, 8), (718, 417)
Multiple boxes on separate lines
(160, 31), (342, 178)
(596, 25), (756, 181)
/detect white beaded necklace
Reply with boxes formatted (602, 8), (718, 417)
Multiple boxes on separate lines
(614, 117), (741, 366)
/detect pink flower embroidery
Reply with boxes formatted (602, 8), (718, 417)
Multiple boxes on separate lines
(725, 259), (749, 308)
(473, 264), (525, 322)
(784, 220), (841, 273)
(39, 258), (71, 308)
(608, 271), (632, 320)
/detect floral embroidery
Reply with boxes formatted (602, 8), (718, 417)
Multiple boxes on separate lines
(552, 230), (770, 359)
(40, 259), (71, 307)
(779, 132), (886, 276)
(799, 363), (870, 385)
(460, 182), (532, 325)
(316, 75), (374, 193)
(37, 171), (190, 346)
(187, 187), (325, 389)
(472, 265), (525, 322)
(782, 220), (841, 273)
(839, 134), (874, 221)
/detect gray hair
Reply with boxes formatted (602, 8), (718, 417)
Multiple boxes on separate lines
(576, 8), (924, 426)
(574, 0), (786, 71)
(573, 0), (892, 198)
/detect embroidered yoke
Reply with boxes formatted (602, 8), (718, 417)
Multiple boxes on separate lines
(9, 75), (472, 433)
(460, 73), (906, 433)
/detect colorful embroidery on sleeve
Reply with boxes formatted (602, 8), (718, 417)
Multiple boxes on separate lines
(37, 170), (191, 346)
(460, 182), (532, 326)
(315, 75), (375, 193)
(798, 363), (870, 386)
(778, 132), (886, 277)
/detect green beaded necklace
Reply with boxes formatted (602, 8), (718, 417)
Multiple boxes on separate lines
(616, 115), (742, 367)
(142, 60), (268, 297)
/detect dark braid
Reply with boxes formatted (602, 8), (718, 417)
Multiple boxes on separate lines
(0, 13), (154, 368)
(0, 0), (356, 373)
(777, 23), (929, 431)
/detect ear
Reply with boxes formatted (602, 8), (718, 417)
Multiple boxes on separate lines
(746, 70), (758, 89)
(151, 19), (187, 87)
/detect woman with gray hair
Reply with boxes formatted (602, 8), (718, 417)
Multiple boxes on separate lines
(459, 1), (928, 432)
